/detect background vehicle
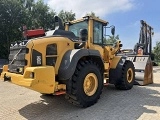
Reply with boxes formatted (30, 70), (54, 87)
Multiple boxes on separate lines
(119, 20), (154, 85)
(1, 16), (135, 107)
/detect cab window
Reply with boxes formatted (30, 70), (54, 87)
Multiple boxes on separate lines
(93, 21), (103, 44)
(68, 21), (88, 37)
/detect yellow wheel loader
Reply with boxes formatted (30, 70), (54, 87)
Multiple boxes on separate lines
(1, 16), (135, 107)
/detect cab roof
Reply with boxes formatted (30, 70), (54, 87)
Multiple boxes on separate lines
(67, 15), (109, 26)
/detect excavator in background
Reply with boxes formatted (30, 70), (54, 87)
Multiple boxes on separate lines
(120, 20), (154, 85)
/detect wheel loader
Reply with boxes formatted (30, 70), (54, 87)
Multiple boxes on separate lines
(119, 20), (154, 85)
(1, 16), (135, 107)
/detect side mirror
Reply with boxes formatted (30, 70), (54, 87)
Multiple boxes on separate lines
(111, 26), (115, 36)
(119, 44), (123, 47)
(80, 29), (88, 41)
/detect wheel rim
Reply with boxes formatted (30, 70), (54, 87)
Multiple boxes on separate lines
(83, 73), (98, 96)
(127, 68), (133, 83)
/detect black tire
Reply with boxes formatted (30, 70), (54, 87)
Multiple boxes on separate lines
(114, 60), (135, 90)
(65, 60), (103, 108)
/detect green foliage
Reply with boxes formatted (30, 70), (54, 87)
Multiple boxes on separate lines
(0, 0), (26, 58)
(153, 41), (160, 63)
(58, 10), (76, 23)
(104, 35), (119, 44)
(28, 0), (56, 30)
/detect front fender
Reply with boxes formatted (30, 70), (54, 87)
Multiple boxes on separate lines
(58, 49), (102, 80)
(109, 56), (127, 84)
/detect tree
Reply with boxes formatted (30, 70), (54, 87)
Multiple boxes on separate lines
(58, 10), (76, 23)
(20, 0), (34, 11)
(0, 0), (26, 58)
(153, 41), (160, 63)
(104, 35), (119, 44)
(29, 0), (56, 30)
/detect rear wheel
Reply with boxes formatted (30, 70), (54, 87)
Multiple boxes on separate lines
(65, 60), (103, 107)
(114, 60), (135, 90)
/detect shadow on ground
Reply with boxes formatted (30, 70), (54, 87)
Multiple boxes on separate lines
(147, 83), (160, 87)
(19, 84), (160, 120)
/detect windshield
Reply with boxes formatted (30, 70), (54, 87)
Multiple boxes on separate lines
(68, 21), (88, 37)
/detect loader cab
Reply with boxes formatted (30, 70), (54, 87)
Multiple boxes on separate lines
(65, 16), (112, 47)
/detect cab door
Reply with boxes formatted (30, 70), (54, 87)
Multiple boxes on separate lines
(90, 20), (104, 58)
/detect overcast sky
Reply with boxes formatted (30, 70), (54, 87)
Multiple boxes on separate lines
(45, 0), (160, 49)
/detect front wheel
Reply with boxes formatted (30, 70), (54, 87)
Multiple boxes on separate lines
(114, 60), (135, 90)
(65, 60), (103, 107)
